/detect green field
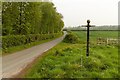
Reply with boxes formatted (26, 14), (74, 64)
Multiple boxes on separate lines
(24, 31), (119, 78)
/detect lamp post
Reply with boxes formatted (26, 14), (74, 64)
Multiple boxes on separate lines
(82, 20), (95, 56)
(86, 20), (90, 56)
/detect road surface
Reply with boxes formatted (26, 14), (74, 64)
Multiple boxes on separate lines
(1, 32), (66, 78)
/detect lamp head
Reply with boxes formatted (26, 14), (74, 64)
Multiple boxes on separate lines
(87, 20), (90, 24)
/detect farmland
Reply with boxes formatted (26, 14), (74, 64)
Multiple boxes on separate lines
(23, 31), (119, 78)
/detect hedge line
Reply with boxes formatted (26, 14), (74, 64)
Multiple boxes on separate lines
(2, 32), (63, 49)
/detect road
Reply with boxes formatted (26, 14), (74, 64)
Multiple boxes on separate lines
(1, 32), (66, 78)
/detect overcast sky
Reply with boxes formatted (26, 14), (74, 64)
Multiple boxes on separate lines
(52, 0), (119, 27)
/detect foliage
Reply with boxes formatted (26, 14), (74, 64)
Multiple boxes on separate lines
(2, 32), (62, 49)
(2, 34), (63, 55)
(63, 32), (79, 44)
(2, 2), (64, 50)
(2, 2), (64, 35)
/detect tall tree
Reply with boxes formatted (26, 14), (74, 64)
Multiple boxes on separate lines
(2, 2), (64, 36)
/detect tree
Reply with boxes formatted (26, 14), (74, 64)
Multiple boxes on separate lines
(2, 2), (64, 36)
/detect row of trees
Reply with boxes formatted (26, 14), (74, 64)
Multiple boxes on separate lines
(2, 2), (64, 36)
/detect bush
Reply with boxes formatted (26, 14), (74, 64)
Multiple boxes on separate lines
(2, 33), (62, 49)
(63, 33), (79, 44)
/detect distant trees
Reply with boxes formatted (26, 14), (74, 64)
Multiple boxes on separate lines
(2, 2), (64, 36)
(2, 2), (64, 49)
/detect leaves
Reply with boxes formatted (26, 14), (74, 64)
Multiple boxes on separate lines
(2, 2), (64, 35)
(2, 33), (62, 49)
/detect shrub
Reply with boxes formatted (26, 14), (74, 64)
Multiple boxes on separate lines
(2, 32), (62, 49)
(63, 33), (79, 44)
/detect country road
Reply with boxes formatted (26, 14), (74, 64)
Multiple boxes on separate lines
(1, 32), (67, 78)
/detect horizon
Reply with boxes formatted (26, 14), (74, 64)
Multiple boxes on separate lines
(64, 25), (118, 28)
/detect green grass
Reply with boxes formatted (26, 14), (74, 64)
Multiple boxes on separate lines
(73, 31), (118, 43)
(2, 35), (63, 56)
(23, 31), (119, 78)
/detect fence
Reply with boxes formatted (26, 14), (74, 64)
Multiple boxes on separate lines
(97, 37), (119, 45)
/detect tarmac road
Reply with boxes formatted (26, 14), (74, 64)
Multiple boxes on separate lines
(1, 32), (66, 78)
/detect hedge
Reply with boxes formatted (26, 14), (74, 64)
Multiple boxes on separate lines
(2, 32), (63, 49)
(63, 33), (79, 44)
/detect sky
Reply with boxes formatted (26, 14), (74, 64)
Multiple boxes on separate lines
(52, 0), (119, 27)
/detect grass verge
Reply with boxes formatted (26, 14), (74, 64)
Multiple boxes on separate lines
(23, 31), (119, 78)
(23, 42), (118, 78)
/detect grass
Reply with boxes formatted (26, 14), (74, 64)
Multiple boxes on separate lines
(2, 35), (63, 56)
(23, 31), (119, 78)
(73, 31), (118, 43)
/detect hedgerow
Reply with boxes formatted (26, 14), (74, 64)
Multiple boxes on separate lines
(63, 32), (79, 44)
(2, 33), (62, 49)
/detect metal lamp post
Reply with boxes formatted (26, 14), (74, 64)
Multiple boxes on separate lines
(82, 20), (95, 56)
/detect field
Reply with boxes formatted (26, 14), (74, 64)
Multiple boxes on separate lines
(23, 31), (119, 78)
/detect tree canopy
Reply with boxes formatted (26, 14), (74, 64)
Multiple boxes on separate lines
(2, 2), (64, 36)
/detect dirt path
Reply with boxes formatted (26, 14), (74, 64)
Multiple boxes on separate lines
(1, 32), (66, 78)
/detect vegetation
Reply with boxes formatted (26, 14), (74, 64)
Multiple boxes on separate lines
(24, 31), (119, 78)
(73, 31), (118, 44)
(2, 2), (64, 35)
(2, 2), (64, 54)
(2, 35), (62, 55)
(2, 33), (62, 49)
(63, 26), (118, 31)
(63, 32), (79, 44)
